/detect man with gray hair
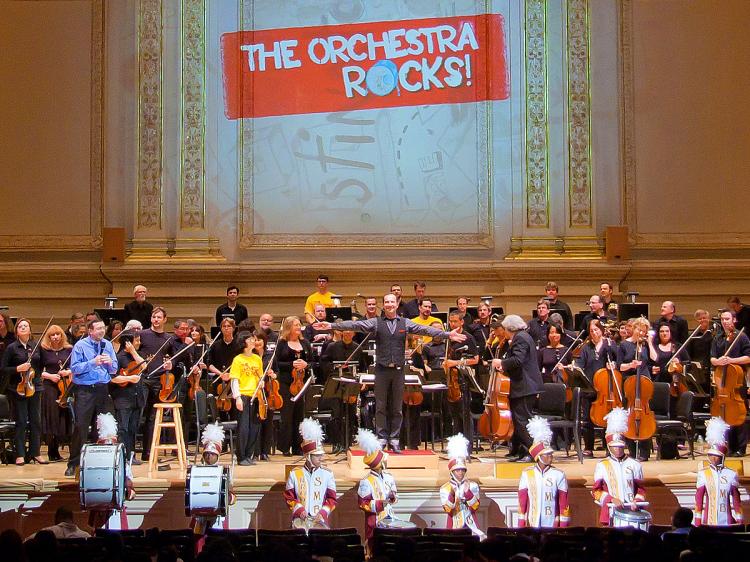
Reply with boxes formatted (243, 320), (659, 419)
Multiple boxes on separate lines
(491, 314), (543, 462)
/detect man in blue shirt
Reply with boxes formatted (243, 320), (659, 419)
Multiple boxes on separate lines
(65, 319), (118, 477)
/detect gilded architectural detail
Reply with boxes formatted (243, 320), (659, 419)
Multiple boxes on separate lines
(566, 0), (592, 227)
(180, 0), (205, 230)
(524, 0), (549, 228)
(137, 0), (163, 230)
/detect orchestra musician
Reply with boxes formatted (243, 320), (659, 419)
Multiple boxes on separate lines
(258, 313), (278, 344)
(110, 333), (146, 463)
(537, 322), (566, 384)
(229, 332), (263, 465)
(0, 312), (15, 364)
(518, 417), (571, 528)
(65, 319), (118, 477)
(468, 302), (492, 351)
(410, 297), (441, 343)
(600, 282), (618, 311)
(274, 316), (315, 456)
(284, 418), (337, 530)
(592, 407), (646, 526)
(443, 311), (479, 452)
(1, 318), (43, 465)
(616, 316), (652, 462)
(214, 285), (249, 327)
(252, 331), (275, 461)
(490, 315), (544, 463)
(653, 301), (689, 345)
(64, 313), (85, 345)
(106, 321), (125, 354)
(304, 275), (336, 324)
(314, 294), (466, 453)
(544, 282), (573, 331)
(727, 296), (750, 334)
(695, 417), (744, 526)
(440, 433), (484, 538)
(575, 319), (617, 458)
(388, 284), (406, 317)
(124, 285), (153, 329)
(454, 297), (474, 325)
(207, 318), (240, 396)
(686, 309), (713, 395)
(137, 307), (175, 462)
(303, 304), (334, 346)
(710, 309), (750, 457)
(401, 281), (438, 319)
(578, 295), (609, 337)
(39, 325), (72, 463)
(527, 299), (552, 348)
(647, 323), (688, 387)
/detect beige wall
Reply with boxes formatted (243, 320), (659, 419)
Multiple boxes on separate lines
(624, 0), (750, 249)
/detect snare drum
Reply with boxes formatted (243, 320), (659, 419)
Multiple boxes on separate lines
(376, 516), (417, 529)
(610, 506), (652, 531)
(79, 443), (126, 510)
(185, 464), (229, 516)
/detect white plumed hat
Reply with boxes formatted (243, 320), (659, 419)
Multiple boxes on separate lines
(705, 416), (729, 457)
(299, 417), (325, 456)
(357, 428), (385, 468)
(96, 413), (118, 442)
(446, 433), (470, 472)
(527, 416), (554, 460)
(604, 407), (629, 448)
(201, 422), (225, 457)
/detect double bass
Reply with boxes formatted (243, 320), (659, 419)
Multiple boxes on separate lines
(478, 332), (513, 442)
(710, 327), (747, 426)
(623, 341), (656, 443)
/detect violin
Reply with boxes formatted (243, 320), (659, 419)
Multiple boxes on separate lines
(158, 355), (177, 403)
(290, 352), (307, 397)
(115, 354), (151, 387)
(187, 335), (220, 401)
(214, 366), (233, 412)
(56, 357), (72, 409)
(478, 336), (513, 442)
(265, 376), (283, 410)
(548, 330), (585, 403)
(623, 341), (656, 441)
(590, 348), (623, 427)
(16, 317), (53, 398)
(710, 327), (747, 426)
(665, 325), (700, 398)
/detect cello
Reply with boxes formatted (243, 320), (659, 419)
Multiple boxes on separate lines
(590, 343), (624, 428)
(665, 325), (700, 397)
(710, 326), (747, 426)
(549, 330), (585, 403)
(478, 332), (513, 442)
(623, 340), (656, 444)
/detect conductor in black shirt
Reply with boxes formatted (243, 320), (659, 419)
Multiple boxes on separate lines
(215, 286), (249, 327)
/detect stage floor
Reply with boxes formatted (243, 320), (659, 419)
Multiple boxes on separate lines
(0, 446), (747, 537)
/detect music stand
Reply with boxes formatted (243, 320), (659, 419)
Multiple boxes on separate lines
(326, 307), (353, 322)
(618, 303), (649, 322)
(94, 308), (127, 327)
(565, 365), (595, 393)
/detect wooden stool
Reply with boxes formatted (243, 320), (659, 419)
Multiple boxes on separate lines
(148, 403), (187, 472)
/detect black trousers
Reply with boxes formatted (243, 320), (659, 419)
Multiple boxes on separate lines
(278, 382), (304, 454)
(510, 394), (536, 456)
(235, 396), (260, 461)
(580, 393), (595, 451)
(446, 377), (473, 452)
(374, 366), (404, 442)
(13, 393), (41, 459)
(114, 406), (140, 459)
(68, 383), (111, 468)
(140, 380), (162, 459)
(401, 403), (422, 449)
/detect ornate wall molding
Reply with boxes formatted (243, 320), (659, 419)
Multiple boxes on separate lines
(524, 0), (549, 229)
(137, 0), (163, 230)
(566, 0), (592, 227)
(0, 0), (103, 252)
(180, 0), (205, 230)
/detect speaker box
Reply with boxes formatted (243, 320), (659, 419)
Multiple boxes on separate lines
(102, 227), (126, 262)
(605, 226), (629, 261)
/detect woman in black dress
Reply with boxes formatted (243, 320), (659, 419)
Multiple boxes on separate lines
(538, 323), (566, 384)
(39, 325), (73, 462)
(273, 316), (314, 456)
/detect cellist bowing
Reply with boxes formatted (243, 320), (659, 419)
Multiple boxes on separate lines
(710, 310), (750, 458)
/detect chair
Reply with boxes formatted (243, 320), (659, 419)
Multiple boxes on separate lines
(157, 528), (196, 562)
(308, 527), (364, 560)
(0, 394), (16, 464)
(650, 382), (671, 421)
(536, 383), (583, 463)
(654, 390), (695, 459)
(423, 527), (479, 554)
(372, 526), (425, 558)
(257, 528), (310, 554)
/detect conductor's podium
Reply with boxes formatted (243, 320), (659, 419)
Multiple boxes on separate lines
(347, 448), (439, 478)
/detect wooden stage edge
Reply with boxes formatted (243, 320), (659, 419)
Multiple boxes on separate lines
(1, 448), (749, 538)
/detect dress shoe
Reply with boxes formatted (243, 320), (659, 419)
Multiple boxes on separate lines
(504, 451), (519, 459)
(141, 454), (150, 462)
(30, 457), (49, 465)
(131, 458), (143, 466)
(259, 454), (269, 461)
(282, 451), (293, 457)
(15, 458), (25, 466)
(516, 455), (533, 463)
(637, 456), (649, 462)
(239, 458), (255, 466)
(730, 451), (745, 457)
(64, 466), (76, 477)
(583, 450), (594, 458)
(389, 441), (402, 454)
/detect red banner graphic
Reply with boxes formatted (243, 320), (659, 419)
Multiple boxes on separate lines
(221, 14), (508, 119)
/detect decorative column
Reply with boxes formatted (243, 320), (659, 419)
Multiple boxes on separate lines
(129, 0), (168, 260)
(174, 0), (223, 261)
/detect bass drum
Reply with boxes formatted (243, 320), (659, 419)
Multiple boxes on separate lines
(185, 464), (229, 516)
(610, 507), (652, 531)
(79, 443), (126, 510)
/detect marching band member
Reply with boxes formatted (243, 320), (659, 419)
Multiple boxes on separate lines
(517, 417), (570, 528)
(592, 407), (646, 526)
(87, 413), (135, 530)
(695, 417), (744, 526)
(192, 423), (236, 553)
(356, 428), (398, 556)
(440, 433), (485, 539)
(284, 418), (337, 530)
